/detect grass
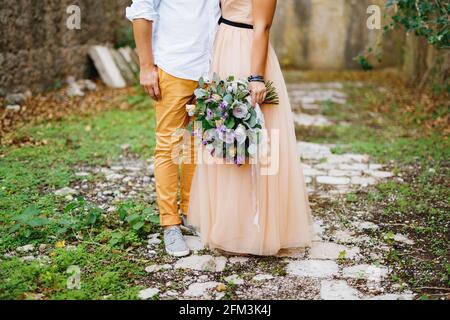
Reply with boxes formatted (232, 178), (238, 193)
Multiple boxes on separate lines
(368, 166), (449, 296)
(0, 90), (159, 299)
(0, 246), (145, 300)
(293, 71), (449, 298)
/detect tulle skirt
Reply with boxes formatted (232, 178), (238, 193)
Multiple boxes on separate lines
(188, 23), (312, 256)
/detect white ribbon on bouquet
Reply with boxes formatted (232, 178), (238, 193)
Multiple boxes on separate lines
(252, 103), (265, 232)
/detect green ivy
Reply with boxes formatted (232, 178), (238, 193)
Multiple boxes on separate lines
(386, 0), (449, 49)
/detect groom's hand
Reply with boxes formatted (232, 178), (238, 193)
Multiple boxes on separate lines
(140, 65), (161, 101)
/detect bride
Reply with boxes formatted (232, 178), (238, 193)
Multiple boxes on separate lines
(188, 0), (312, 256)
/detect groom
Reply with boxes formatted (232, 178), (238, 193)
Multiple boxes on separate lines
(126, 0), (220, 257)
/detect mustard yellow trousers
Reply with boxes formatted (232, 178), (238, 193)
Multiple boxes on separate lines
(154, 69), (197, 227)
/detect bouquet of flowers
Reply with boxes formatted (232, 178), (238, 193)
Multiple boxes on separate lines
(186, 73), (279, 165)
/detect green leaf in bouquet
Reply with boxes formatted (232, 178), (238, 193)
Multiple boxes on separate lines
(194, 88), (208, 99)
(213, 73), (221, 85)
(225, 117), (235, 129)
(207, 121), (217, 130)
(224, 94), (233, 105)
(199, 77), (205, 88)
(237, 90), (250, 100)
(248, 115), (257, 128)
(247, 108), (258, 127)
(197, 100), (207, 114)
(202, 119), (214, 131)
(263, 81), (279, 105)
(209, 100), (219, 110)
(244, 110), (252, 121)
(226, 75), (235, 82)
(210, 82), (217, 93)
(217, 83), (225, 96)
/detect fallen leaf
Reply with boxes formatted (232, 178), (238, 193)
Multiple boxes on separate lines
(55, 241), (66, 249)
(216, 283), (227, 292)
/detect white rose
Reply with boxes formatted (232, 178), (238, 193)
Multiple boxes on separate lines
(186, 104), (196, 116)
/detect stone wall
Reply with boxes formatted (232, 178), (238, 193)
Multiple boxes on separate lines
(0, 0), (131, 94)
(271, 0), (404, 69)
(402, 34), (450, 86)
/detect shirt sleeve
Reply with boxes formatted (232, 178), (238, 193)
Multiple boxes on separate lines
(125, 0), (160, 22)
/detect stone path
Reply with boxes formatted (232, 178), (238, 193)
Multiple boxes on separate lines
(299, 141), (393, 198)
(289, 82), (394, 198)
(69, 155), (156, 213)
(10, 82), (416, 300)
(288, 82), (350, 127)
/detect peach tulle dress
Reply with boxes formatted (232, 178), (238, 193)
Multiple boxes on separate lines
(188, 0), (312, 256)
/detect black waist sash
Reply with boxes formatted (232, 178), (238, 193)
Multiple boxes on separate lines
(219, 16), (253, 29)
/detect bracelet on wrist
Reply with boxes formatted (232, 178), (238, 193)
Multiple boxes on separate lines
(248, 75), (265, 83)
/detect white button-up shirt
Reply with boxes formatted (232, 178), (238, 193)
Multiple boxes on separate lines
(126, 0), (220, 81)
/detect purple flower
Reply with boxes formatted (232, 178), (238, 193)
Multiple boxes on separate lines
(220, 101), (229, 110)
(206, 109), (214, 120)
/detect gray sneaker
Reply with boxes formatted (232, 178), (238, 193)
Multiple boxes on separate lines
(164, 226), (190, 257)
